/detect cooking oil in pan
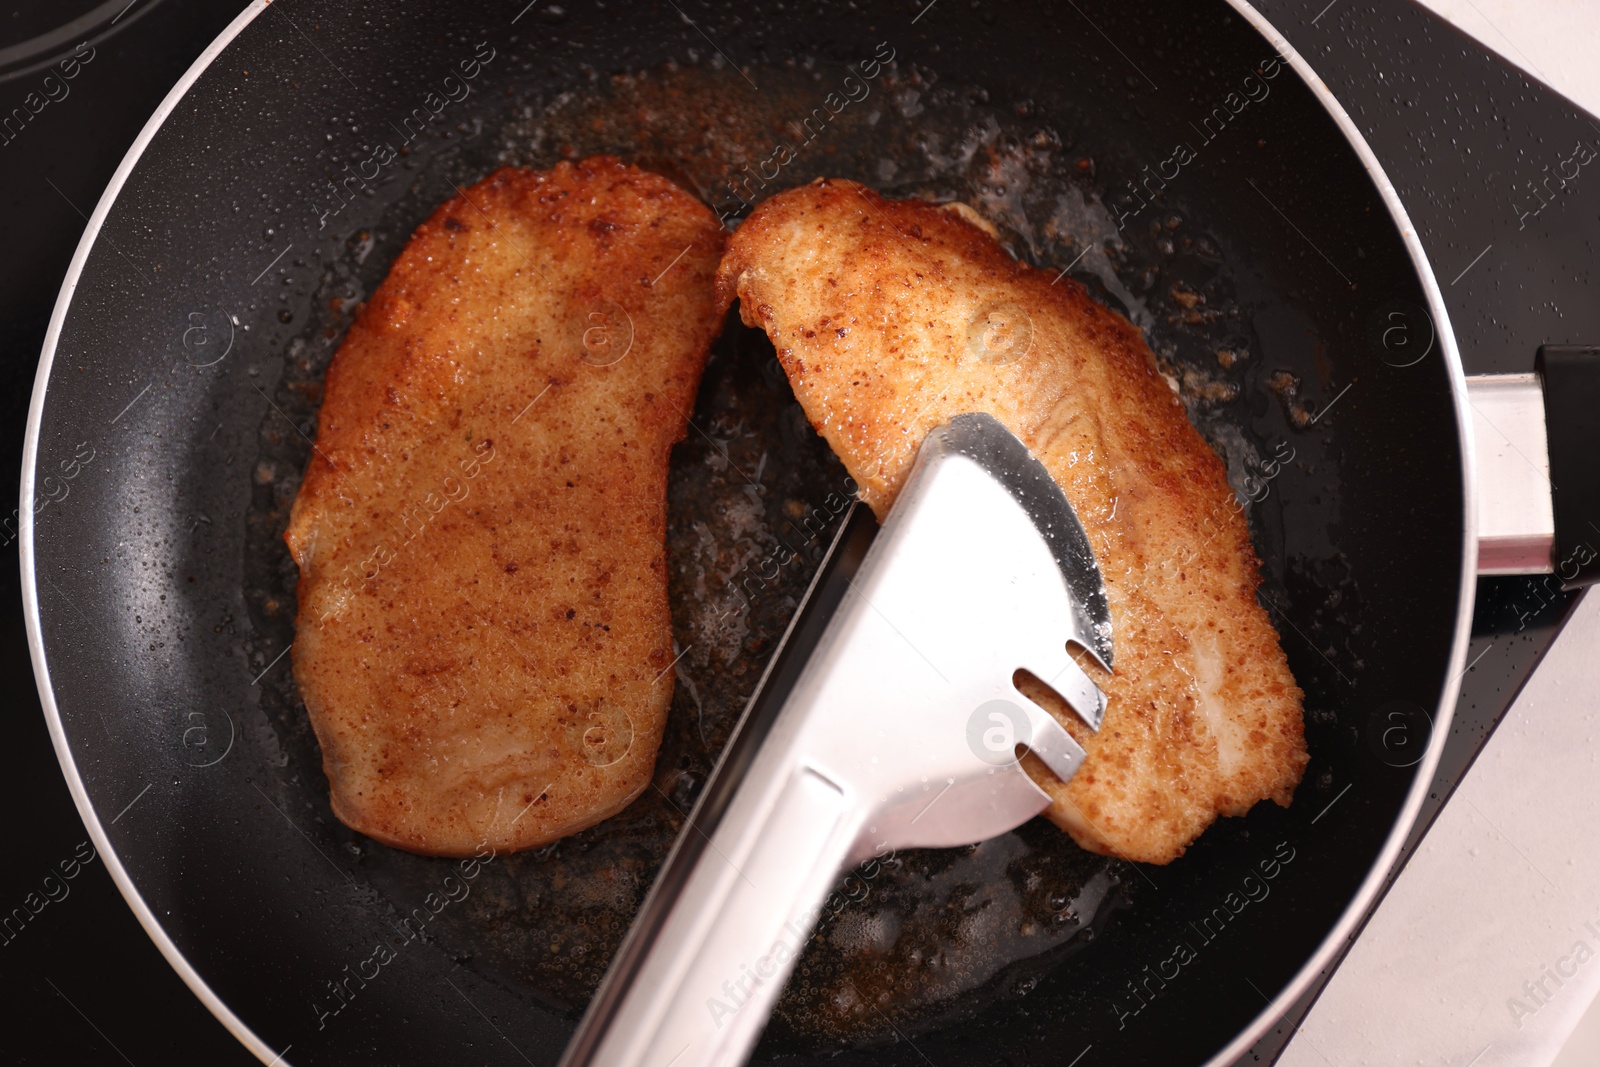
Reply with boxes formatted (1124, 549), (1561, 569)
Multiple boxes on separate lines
(243, 56), (1287, 1051)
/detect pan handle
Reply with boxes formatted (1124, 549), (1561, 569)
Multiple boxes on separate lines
(1534, 346), (1600, 586)
(1470, 347), (1600, 586)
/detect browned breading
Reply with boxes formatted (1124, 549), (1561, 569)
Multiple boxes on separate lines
(716, 178), (1306, 864)
(285, 158), (726, 857)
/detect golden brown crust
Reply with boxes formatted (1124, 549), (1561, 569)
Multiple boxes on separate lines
(716, 178), (1306, 865)
(285, 158), (726, 856)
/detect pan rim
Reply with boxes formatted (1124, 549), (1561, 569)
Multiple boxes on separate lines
(1201, 2), (1477, 1064)
(18, 2), (1478, 1065)
(19, 1), (281, 1063)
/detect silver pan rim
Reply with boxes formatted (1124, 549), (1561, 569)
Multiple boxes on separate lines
(19, 1), (281, 1063)
(1203, 2), (1477, 1063)
(19, 3), (1479, 1065)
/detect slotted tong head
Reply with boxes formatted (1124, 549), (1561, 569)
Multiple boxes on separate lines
(562, 413), (1114, 1067)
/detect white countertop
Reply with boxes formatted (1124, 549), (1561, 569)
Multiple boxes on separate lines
(1279, 8), (1600, 1064)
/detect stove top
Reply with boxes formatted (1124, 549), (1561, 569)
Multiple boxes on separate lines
(0, 1), (1588, 1063)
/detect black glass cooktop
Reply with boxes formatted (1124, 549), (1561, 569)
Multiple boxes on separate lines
(0, 1), (1589, 1063)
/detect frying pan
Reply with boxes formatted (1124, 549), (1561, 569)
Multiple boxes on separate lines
(22, 0), (1479, 1063)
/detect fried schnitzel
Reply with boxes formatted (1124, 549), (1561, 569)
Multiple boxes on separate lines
(285, 158), (725, 857)
(716, 178), (1306, 864)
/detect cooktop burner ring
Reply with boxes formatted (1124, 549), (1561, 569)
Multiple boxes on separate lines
(0, 0), (164, 83)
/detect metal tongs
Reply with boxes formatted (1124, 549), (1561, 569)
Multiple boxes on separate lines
(561, 413), (1114, 1067)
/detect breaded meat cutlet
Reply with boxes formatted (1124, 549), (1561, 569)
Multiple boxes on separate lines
(715, 178), (1306, 865)
(286, 158), (726, 857)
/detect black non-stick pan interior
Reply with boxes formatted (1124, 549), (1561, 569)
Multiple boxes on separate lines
(26, 1), (1466, 1064)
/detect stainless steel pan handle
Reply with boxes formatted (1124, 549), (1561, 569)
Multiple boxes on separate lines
(1470, 345), (1600, 583)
